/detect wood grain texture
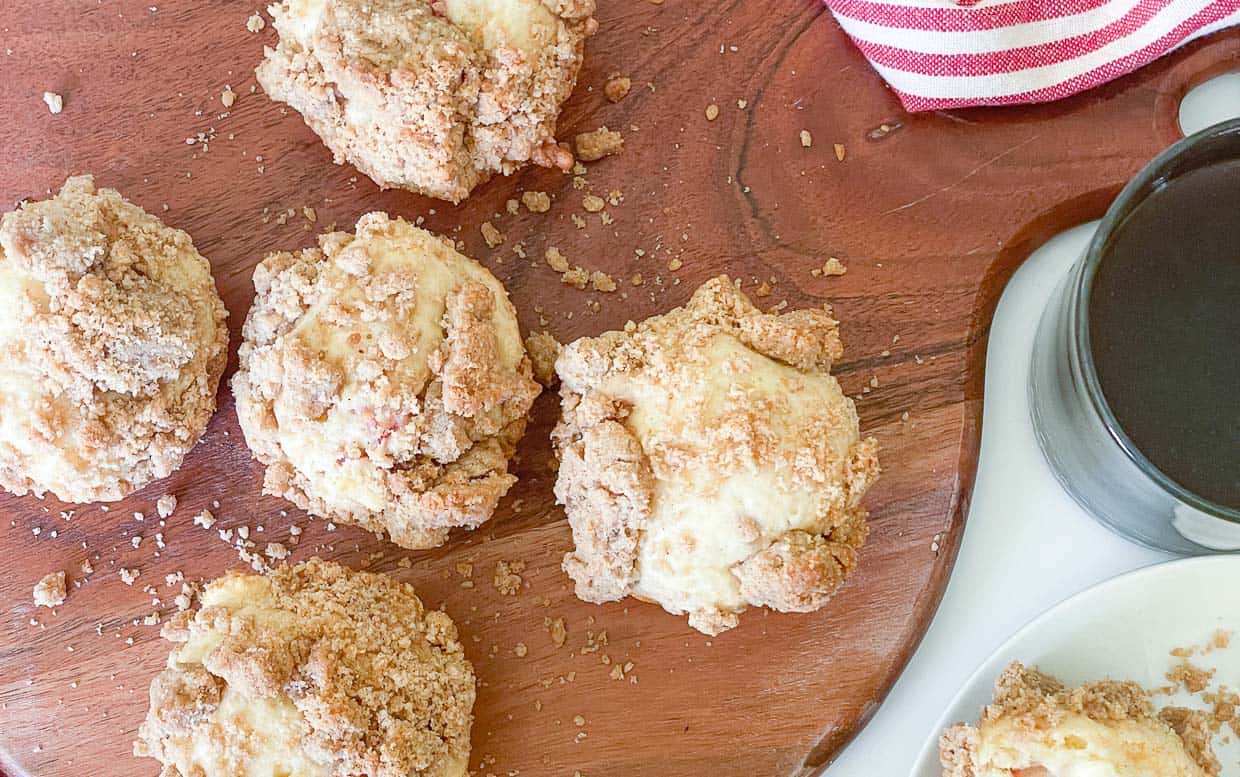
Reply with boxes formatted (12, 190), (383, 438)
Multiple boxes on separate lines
(0, 2), (1235, 775)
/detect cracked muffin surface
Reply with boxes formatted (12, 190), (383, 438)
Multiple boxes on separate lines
(939, 662), (1218, 777)
(232, 212), (540, 549)
(257, 0), (597, 202)
(0, 175), (228, 503)
(551, 276), (879, 635)
(136, 558), (475, 777)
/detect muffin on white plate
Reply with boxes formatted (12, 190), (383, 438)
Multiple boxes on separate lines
(256, 0), (597, 202)
(552, 276), (879, 635)
(136, 558), (475, 777)
(939, 662), (1218, 777)
(0, 175), (228, 503)
(232, 212), (540, 549)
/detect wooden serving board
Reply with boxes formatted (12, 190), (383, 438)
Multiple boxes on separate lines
(0, 2), (1235, 775)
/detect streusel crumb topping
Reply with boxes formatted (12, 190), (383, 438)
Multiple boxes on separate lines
(552, 275), (879, 634)
(940, 662), (1217, 777)
(136, 558), (475, 777)
(257, 0), (596, 202)
(0, 175), (228, 502)
(233, 212), (540, 549)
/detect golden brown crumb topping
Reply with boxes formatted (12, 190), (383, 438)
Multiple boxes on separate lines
(0, 175), (228, 502)
(257, 0), (596, 202)
(552, 275), (878, 634)
(232, 212), (539, 549)
(136, 558), (475, 777)
(940, 662), (1218, 777)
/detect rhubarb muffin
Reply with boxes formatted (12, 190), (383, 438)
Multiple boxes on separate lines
(232, 212), (540, 549)
(256, 0), (597, 202)
(0, 175), (228, 503)
(552, 276), (879, 635)
(136, 558), (475, 777)
(939, 662), (1218, 777)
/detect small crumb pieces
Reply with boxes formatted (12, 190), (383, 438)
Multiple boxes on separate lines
(524, 332), (562, 388)
(42, 91), (63, 114)
(521, 190), (551, 213)
(193, 509), (216, 530)
(705, 103), (719, 121)
(156, 494), (177, 519)
(834, 143), (847, 161)
(604, 75), (631, 103)
(547, 616), (567, 648)
(33, 571), (67, 608)
(245, 12), (265, 32)
(545, 247), (570, 273)
(799, 130), (812, 148)
(561, 266), (589, 290)
(1167, 661), (1214, 693)
(264, 542), (289, 561)
(589, 270), (617, 293)
(514, 642), (529, 658)
(454, 560), (474, 579)
(582, 195), (605, 213)
(493, 560), (525, 596)
(79, 559), (94, 576)
(480, 221), (504, 248)
(221, 84), (236, 109)
(823, 257), (847, 276)
(575, 127), (623, 162)
(119, 568), (140, 586)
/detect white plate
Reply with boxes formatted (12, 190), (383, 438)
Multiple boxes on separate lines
(910, 555), (1240, 777)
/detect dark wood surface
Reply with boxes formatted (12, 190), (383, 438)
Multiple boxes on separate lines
(0, 2), (1236, 775)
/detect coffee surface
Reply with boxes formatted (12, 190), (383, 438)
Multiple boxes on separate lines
(1090, 158), (1240, 510)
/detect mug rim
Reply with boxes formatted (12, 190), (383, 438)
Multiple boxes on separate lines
(1074, 117), (1240, 523)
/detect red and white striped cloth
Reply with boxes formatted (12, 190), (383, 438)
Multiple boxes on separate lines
(825, 0), (1240, 111)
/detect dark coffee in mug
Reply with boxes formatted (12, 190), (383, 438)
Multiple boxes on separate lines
(1088, 159), (1240, 511)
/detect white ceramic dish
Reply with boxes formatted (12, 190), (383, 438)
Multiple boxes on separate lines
(910, 555), (1240, 776)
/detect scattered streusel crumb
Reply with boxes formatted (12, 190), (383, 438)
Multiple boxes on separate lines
(545, 247), (570, 273)
(481, 221), (504, 248)
(193, 509), (216, 529)
(582, 195), (605, 213)
(823, 257), (847, 276)
(221, 85), (236, 109)
(156, 494), (177, 519)
(522, 190), (552, 213)
(834, 143), (846, 161)
(524, 332), (562, 388)
(42, 91), (63, 114)
(705, 103), (719, 121)
(575, 127), (623, 162)
(245, 12), (265, 32)
(799, 130), (812, 148)
(1168, 661), (1215, 694)
(119, 568), (140, 586)
(493, 560), (525, 596)
(547, 616), (567, 648)
(589, 270), (616, 293)
(604, 76), (631, 103)
(33, 571), (67, 608)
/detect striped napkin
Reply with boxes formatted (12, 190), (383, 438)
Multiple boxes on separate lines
(825, 0), (1240, 111)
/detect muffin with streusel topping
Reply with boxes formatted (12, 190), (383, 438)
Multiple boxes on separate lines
(0, 175), (228, 503)
(257, 0), (596, 202)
